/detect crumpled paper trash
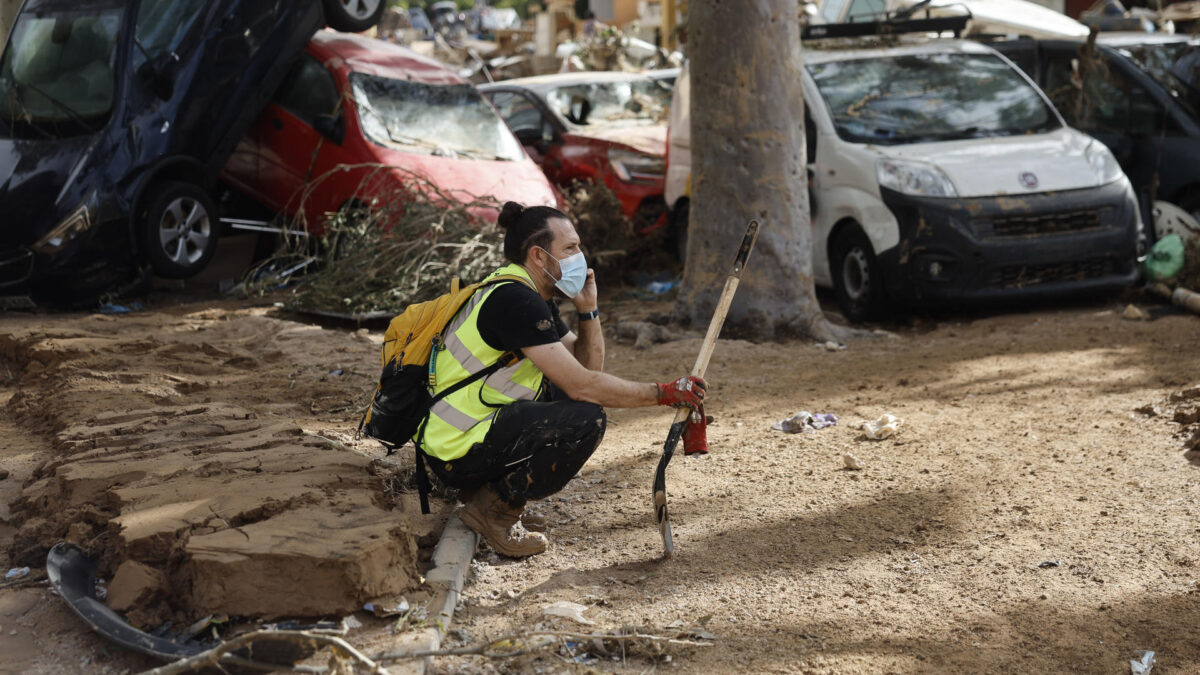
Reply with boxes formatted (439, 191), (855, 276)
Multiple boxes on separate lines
(543, 601), (595, 625)
(1130, 650), (1156, 675)
(772, 411), (838, 433)
(853, 414), (903, 440)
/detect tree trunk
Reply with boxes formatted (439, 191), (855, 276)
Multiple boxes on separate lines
(677, 0), (844, 342)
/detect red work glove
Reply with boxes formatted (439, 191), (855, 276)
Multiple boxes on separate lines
(656, 375), (706, 413)
(683, 405), (710, 455)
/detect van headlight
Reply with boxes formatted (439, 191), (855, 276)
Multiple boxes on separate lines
(1085, 141), (1123, 186)
(608, 148), (665, 183)
(876, 159), (957, 198)
(33, 192), (96, 254)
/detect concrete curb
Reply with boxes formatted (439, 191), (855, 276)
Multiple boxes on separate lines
(387, 513), (479, 675)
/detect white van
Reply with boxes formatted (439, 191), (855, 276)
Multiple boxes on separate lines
(666, 40), (1143, 321)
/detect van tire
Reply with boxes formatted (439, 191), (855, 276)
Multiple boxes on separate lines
(142, 181), (219, 279)
(831, 225), (887, 323)
(323, 0), (386, 32)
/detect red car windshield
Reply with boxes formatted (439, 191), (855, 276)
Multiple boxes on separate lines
(350, 72), (525, 161)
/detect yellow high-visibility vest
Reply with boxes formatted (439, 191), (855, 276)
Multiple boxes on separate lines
(417, 264), (548, 461)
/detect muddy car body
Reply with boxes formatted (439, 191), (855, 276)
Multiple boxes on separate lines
(0, 0), (384, 304)
(994, 34), (1200, 228)
(220, 31), (558, 235)
(479, 71), (673, 228)
(667, 40), (1142, 322)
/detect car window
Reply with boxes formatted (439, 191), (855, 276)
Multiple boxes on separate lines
(1043, 52), (1153, 134)
(273, 55), (341, 126)
(352, 73), (525, 161)
(807, 52), (1060, 145)
(544, 78), (671, 128)
(488, 91), (545, 135)
(0, 3), (124, 137)
(821, 0), (851, 23)
(133, 0), (206, 69)
(846, 0), (885, 21)
(999, 43), (1038, 78)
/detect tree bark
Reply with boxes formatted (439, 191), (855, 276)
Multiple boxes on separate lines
(677, 0), (845, 342)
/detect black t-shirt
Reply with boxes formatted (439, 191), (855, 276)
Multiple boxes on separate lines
(476, 282), (569, 355)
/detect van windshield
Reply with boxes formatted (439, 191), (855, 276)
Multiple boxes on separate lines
(0, 3), (123, 139)
(351, 73), (525, 161)
(808, 52), (1060, 145)
(543, 78), (671, 127)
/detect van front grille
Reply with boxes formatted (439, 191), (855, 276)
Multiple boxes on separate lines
(989, 257), (1114, 288)
(990, 209), (1103, 237)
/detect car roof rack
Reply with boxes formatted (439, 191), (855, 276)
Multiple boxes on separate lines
(803, 14), (970, 40)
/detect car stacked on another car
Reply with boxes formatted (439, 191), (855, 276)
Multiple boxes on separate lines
(220, 30), (559, 236)
(479, 71), (676, 231)
(667, 18), (1143, 322)
(0, 0), (386, 306)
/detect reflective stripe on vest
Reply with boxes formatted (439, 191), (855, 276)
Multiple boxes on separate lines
(419, 264), (546, 461)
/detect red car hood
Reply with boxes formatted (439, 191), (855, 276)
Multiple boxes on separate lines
(570, 124), (667, 157)
(373, 150), (558, 212)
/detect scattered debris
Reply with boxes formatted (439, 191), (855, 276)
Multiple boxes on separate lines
(1122, 304), (1150, 321)
(543, 601), (596, 626)
(343, 615), (363, 630)
(99, 301), (145, 315)
(1037, 560), (1062, 568)
(853, 414), (904, 440)
(5, 567), (30, 581)
(1169, 287), (1200, 317)
(1144, 234), (1186, 283)
(0, 468), (8, 480)
(772, 411), (839, 433)
(818, 341), (846, 351)
(364, 596), (411, 618)
(1130, 649), (1156, 675)
(843, 453), (863, 471)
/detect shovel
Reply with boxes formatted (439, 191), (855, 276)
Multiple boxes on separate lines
(653, 219), (760, 557)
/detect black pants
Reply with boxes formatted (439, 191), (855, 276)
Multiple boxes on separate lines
(428, 386), (607, 506)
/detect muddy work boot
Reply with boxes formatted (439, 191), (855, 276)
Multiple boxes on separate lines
(519, 511), (549, 532)
(459, 486), (547, 557)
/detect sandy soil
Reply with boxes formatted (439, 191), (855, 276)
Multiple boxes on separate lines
(2, 290), (1199, 674)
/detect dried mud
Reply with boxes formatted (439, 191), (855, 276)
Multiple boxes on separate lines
(0, 306), (421, 629)
(2, 295), (1199, 674)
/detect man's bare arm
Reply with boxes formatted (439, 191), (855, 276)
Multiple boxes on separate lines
(525, 342), (653, 407)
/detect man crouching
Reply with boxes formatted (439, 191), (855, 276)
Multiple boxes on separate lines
(416, 201), (705, 557)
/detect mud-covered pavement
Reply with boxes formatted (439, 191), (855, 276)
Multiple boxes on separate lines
(1, 293), (1198, 674)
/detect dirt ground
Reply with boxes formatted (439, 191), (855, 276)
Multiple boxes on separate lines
(1, 288), (1199, 674)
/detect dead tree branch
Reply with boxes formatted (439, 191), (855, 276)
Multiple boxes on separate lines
(138, 629), (385, 675)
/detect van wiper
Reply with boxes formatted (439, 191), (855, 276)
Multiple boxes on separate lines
(14, 79), (96, 134)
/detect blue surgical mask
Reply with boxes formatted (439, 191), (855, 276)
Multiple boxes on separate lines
(538, 247), (587, 298)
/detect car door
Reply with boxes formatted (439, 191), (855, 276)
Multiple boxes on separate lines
(254, 53), (344, 221)
(1042, 46), (1173, 203)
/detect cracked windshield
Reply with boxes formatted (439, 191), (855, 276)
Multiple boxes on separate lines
(545, 78), (670, 127)
(351, 73), (524, 161)
(0, 4), (122, 137)
(809, 52), (1059, 145)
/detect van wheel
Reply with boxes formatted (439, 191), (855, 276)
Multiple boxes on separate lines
(142, 182), (219, 279)
(323, 0), (385, 32)
(831, 225), (887, 323)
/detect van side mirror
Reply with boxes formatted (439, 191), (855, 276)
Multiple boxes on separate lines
(314, 113), (345, 145)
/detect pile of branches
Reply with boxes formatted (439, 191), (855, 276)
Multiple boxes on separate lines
(243, 166), (506, 316)
(242, 167), (677, 316)
(561, 180), (675, 282)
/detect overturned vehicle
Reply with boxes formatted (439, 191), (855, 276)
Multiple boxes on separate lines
(0, 0), (383, 305)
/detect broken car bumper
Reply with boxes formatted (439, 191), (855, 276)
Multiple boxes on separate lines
(876, 180), (1141, 305)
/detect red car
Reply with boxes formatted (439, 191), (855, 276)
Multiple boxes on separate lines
(478, 72), (674, 229)
(220, 30), (558, 235)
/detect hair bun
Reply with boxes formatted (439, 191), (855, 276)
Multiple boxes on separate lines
(497, 201), (526, 230)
